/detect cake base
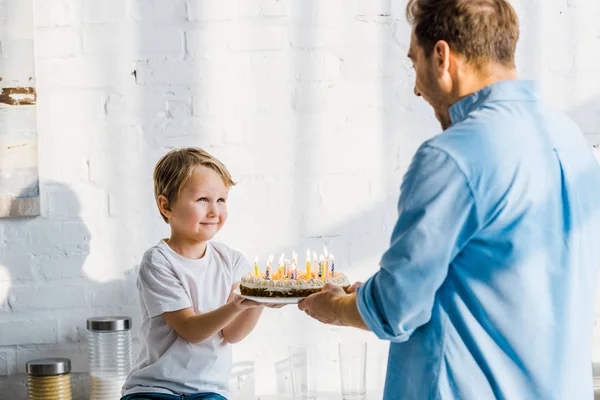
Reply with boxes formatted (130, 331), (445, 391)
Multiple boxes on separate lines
(239, 285), (350, 298)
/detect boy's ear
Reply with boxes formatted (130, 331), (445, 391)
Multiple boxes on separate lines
(157, 195), (172, 220)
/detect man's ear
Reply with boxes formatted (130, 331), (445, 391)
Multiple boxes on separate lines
(433, 40), (451, 75)
(157, 195), (172, 221)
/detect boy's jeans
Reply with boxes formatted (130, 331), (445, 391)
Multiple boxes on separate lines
(120, 393), (227, 400)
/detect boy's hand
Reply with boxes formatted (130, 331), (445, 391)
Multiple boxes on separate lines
(231, 294), (263, 312)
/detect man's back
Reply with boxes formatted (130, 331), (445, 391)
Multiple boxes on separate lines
(376, 81), (600, 399)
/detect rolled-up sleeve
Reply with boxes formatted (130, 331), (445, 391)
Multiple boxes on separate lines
(356, 144), (478, 342)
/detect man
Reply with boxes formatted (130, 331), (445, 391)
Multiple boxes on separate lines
(299, 0), (600, 399)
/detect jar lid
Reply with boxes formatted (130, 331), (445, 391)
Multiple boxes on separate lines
(26, 358), (71, 376)
(86, 316), (131, 332)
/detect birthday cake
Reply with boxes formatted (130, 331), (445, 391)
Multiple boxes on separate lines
(239, 250), (351, 298)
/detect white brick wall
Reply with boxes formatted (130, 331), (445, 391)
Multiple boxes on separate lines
(1, 0), (599, 398)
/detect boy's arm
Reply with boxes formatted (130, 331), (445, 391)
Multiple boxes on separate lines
(163, 296), (259, 344)
(221, 283), (265, 344)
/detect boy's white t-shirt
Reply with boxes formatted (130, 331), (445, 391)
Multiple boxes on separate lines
(122, 239), (250, 398)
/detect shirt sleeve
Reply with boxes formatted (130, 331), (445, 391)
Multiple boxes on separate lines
(356, 144), (479, 342)
(138, 251), (192, 318)
(231, 250), (251, 284)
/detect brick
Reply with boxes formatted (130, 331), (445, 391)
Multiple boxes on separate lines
(186, 23), (287, 53)
(129, 0), (187, 23)
(82, 0), (128, 24)
(86, 280), (130, 308)
(192, 82), (292, 117)
(292, 82), (337, 112)
(46, 183), (108, 219)
(82, 24), (184, 56)
(0, 348), (15, 376)
(166, 100), (191, 119)
(35, 55), (134, 89)
(0, 1), (7, 20)
(0, 319), (58, 346)
(288, 0), (358, 26)
(0, 39), (35, 86)
(357, 0), (392, 16)
(35, 0), (81, 27)
(35, 27), (81, 58)
(236, 0), (288, 18)
(289, 27), (338, 49)
(187, 0), (237, 21)
(9, 284), (87, 311)
(184, 24), (236, 54)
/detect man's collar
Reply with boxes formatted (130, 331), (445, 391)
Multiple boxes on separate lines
(449, 80), (539, 126)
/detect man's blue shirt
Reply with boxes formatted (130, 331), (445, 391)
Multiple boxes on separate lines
(357, 80), (600, 399)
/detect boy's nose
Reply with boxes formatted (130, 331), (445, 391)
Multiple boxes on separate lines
(206, 203), (218, 217)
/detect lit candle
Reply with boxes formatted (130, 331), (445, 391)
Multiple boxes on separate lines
(266, 254), (274, 280)
(324, 247), (329, 278)
(313, 252), (318, 279)
(319, 255), (325, 280)
(331, 254), (335, 276)
(254, 256), (259, 277)
(278, 253), (285, 280)
(305, 249), (311, 279)
(290, 264), (298, 280)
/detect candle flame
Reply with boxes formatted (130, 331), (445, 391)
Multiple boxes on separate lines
(278, 253), (285, 266)
(254, 256), (258, 264)
(324, 246), (329, 257)
(306, 249), (310, 258)
(331, 254), (334, 261)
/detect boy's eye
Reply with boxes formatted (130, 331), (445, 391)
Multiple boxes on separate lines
(197, 197), (208, 202)
(217, 198), (226, 203)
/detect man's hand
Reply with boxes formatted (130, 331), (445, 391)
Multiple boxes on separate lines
(347, 281), (363, 294)
(298, 283), (348, 326)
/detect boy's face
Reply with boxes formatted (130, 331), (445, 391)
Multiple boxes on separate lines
(168, 165), (229, 242)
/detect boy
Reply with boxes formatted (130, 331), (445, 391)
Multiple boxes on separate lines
(121, 148), (267, 400)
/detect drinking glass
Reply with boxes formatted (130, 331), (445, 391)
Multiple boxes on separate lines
(288, 344), (317, 400)
(338, 342), (367, 400)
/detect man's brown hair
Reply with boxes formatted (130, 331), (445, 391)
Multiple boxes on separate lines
(406, 0), (519, 68)
(154, 148), (235, 223)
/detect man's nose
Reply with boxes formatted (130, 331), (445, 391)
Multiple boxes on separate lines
(414, 85), (422, 97)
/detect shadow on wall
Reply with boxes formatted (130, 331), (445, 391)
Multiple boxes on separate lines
(567, 97), (600, 140)
(0, 182), (139, 400)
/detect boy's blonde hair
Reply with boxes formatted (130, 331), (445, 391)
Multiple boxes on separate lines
(154, 148), (235, 223)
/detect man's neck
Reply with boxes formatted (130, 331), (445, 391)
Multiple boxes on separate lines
(454, 63), (518, 100)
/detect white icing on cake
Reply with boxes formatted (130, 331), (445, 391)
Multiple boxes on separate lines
(240, 272), (350, 292)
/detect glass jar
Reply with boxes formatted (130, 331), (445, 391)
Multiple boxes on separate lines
(26, 358), (72, 400)
(87, 316), (132, 400)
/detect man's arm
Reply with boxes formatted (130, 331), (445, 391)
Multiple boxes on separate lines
(355, 144), (478, 341)
(300, 144), (478, 341)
